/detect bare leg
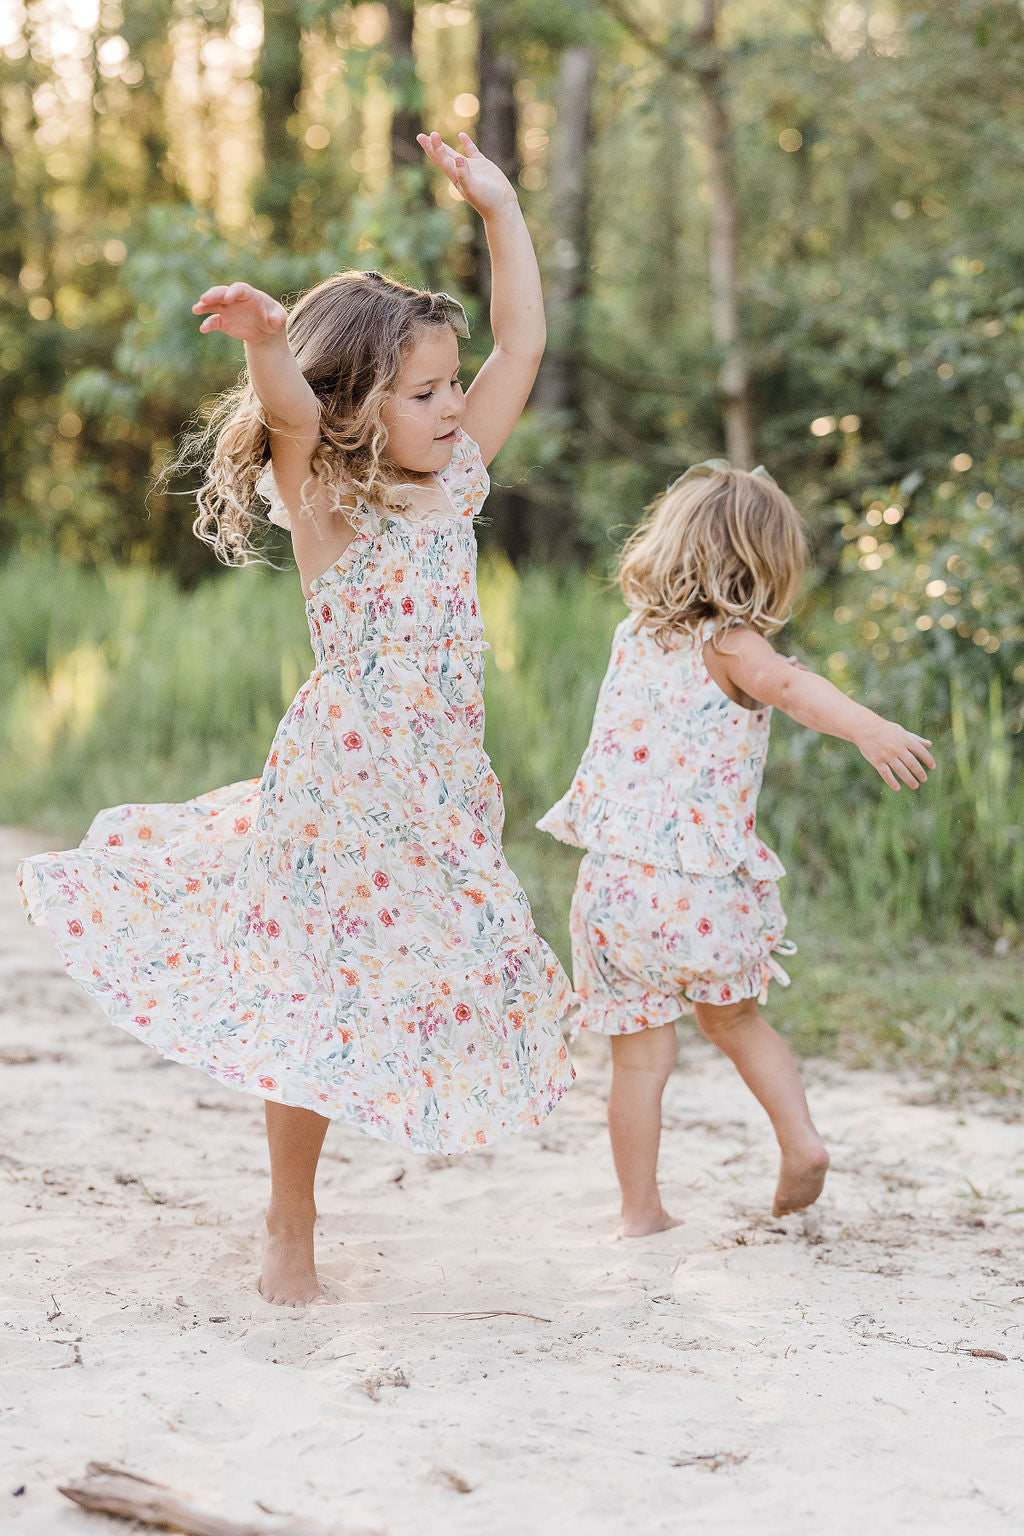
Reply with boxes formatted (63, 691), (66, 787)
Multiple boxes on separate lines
(607, 1022), (682, 1237)
(692, 997), (828, 1216)
(260, 1101), (330, 1306)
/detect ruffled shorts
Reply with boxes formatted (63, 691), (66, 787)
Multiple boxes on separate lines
(569, 851), (796, 1036)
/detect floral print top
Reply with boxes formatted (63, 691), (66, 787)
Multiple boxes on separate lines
(538, 614), (785, 880)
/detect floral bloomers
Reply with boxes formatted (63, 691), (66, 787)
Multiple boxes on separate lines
(538, 615), (795, 1034)
(19, 429), (573, 1151)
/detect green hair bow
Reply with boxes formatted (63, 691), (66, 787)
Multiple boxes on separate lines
(665, 458), (777, 495)
(434, 291), (471, 339)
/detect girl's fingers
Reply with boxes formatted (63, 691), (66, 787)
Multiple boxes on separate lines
(198, 315), (221, 332)
(878, 763), (900, 791)
(902, 750), (929, 783)
(457, 131), (484, 158)
(893, 757), (920, 789)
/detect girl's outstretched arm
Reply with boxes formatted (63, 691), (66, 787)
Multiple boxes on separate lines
(712, 628), (936, 792)
(192, 283), (320, 489)
(417, 130), (545, 466)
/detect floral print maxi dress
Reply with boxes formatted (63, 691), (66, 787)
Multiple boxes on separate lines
(537, 614), (796, 1035)
(18, 429), (573, 1152)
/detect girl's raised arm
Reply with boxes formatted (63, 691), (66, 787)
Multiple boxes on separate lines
(192, 283), (321, 492)
(713, 628), (936, 792)
(417, 130), (545, 466)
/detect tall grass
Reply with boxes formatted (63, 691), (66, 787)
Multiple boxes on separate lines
(2, 549), (1021, 944)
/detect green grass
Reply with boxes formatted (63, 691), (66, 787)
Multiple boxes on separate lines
(2, 549), (1021, 1092)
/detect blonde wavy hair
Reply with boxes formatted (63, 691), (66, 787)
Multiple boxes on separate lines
(618, 467), (807, 649)
(171, 270), (463, 566)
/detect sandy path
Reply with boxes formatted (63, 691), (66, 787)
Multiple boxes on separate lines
(1, 827), (1021, 1535)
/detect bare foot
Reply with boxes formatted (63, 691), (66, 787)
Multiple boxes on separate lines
(617, 1206), (683, 1239)
(772, 1141), (829, 1217)
(258, 1214), (322, 1306)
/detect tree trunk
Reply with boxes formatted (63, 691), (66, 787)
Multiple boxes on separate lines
(693, 0), (753, 467)
(532, 45), (595, 421)
(471, 15), (521, 304)
(385, 0), (422, 169)
(255, 1), (305, 242)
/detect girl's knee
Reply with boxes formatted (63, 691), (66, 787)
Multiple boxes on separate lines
(693, 996), (760, 1042)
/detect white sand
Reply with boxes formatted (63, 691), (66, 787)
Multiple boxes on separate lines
(1, 826), (1022, 1535)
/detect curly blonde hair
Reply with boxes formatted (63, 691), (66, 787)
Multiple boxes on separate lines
(172, 270), (463, 566)
(618, 468), (807, 649)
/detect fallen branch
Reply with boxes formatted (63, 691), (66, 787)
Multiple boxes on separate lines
(58, 1463), (363, 1535)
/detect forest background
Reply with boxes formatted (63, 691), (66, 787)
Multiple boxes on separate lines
(1, 0), (1022, 1086)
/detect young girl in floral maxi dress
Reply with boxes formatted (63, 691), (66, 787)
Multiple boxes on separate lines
(538, 462), (934, 1237)
(18, 130), (573, 1306)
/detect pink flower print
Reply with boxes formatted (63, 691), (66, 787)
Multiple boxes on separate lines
(633, 746), (649, 762)
(107, 834), (123, 846)
(594, 928), (608, 948)
(265, 919), (281, 939)
(454, 1003), (472, 1022)
(343, 732), (363, 751)
(401, 596), (414, 615)
(720, 984), (732, 1001)
(67, 918), (84, 937)
(234, 817), (251, 835)
(321, 604), (332, 624)
(372, 871), (389, 889)
(259, 1075), (278, 1090)
(697, 917), (713, 936)
(471, 829), (487, 847)
(379, 909), (395, 927)
(690, 808), (704, 826)
(134, 1015), (151, 1028)
(745, 814), (756, 831)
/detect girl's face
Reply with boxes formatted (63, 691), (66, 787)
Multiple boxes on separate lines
(380, 325), (464, 479)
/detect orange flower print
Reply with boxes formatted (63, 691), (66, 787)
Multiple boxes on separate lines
(471, 829), (486, 847)
(68, 918), (84, 937)
(329, 704), (343, 720)
(234, 817), (250, 835)
(304, 823), (318, 838)
(454, 1003), (472, 1022)
(372, 871), (389, 889)
(185, 878), (201, 894)
(91, 909), (103, 923)
(106, 834), (122, 846)
(343, 731), (362, 751)
(266, 919), (281, 939)
(379, 909), (395, 926)
(633, 746), (649, 762)
(138, 826), (152, 841)
(259, 1075), (278, 1090)
(134, 1015), (151, 1027)
(166, 952), (181, 968)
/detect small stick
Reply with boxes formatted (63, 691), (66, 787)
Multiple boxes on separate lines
(416, 1309), (552, 1323)
(58, 1463), (361, 1536)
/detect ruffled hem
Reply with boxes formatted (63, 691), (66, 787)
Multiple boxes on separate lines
(537, 786), (785, 881)
(571, 941), (797, 1037)
(19, 855), (574, 1154)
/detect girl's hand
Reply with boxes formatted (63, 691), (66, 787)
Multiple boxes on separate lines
(192, 283), (288, 344)
(416, 130), (518, 218)
(856, 719), (935, 791)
